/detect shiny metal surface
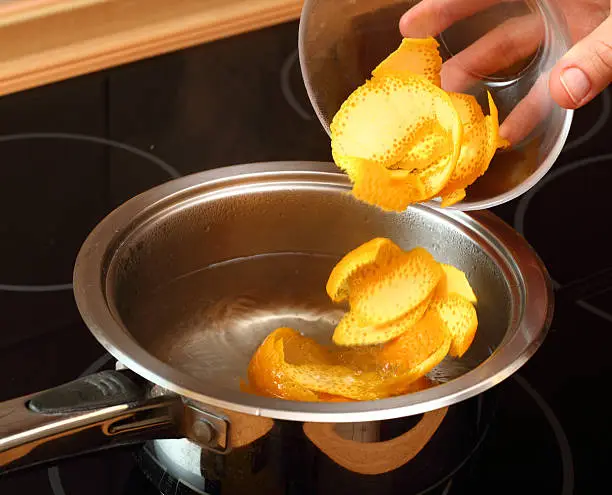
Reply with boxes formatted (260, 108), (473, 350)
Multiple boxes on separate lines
(0, 370), (181, 472)
(73, 161), (553, 423)
(298, 0), (573, 210)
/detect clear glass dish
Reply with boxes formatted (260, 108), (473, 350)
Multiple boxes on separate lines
(299, 0), (573, 210)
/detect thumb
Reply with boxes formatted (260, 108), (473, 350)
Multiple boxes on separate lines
(549, 16), (612, 109)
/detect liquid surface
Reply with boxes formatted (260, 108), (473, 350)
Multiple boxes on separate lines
(124, 253), (487, 394)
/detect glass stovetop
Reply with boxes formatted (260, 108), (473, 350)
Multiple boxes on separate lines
(0, 20), (611, 495)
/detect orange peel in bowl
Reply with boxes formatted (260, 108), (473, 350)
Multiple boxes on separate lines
(330, 74), (462, 173)
(440, 188), (466, 207)
(439, 92), (509, 199)
(330, 37), (510, 210)
(393, 122), (450, 171)
(372, 37), (443, 87)
(349, 158), (427, 212)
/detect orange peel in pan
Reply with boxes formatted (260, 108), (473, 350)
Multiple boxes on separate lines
(332, 294), (432, 346)
(285, 325), (451, 401)
(349, 246), (443, 326)
(245, 239), (480, 402)
(377, 310), (451, 372)
(330, 36), (509, 210)
(430, 294), (478, 358)
(247, 328), (321, 402)
(326, 237), (402, 303)
(435, 264), (477, 304)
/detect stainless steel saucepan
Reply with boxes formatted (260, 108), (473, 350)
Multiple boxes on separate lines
(0, 162), (552, 488)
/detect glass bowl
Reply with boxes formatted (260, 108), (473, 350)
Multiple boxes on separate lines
(299, 0), (574, 210)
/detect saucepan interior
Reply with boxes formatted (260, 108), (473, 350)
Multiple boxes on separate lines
(74, 161), (552, 422)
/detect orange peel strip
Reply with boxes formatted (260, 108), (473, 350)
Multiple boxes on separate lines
(377, 309), (451, 372)
(441, 92), (509, 197)
(332, 294), (432, 346)
(430, 295), (478, 358)
(331, 74), (461, 173)
(247, 328), (321, 402)
(372, 37), (442, 87)
(440, 92), (488, 195)
(440, 188), (466, 207)
(285, 333), (451, 400)
(326, 237), (403, 303)
(434, 264), (477, 303)
(349, 157), (427, 212)
(393, 124), (450, 172)
(349, 247), (443, 326)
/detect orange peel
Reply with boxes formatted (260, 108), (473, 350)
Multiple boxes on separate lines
(246, 240), (480, 403)
(330, 74), (462, 181)
(435, 264), (477, 304)
(247, 328), (321, 402)
(285, 331), (451, 400)
(440, 188), (466, 207)
(430, 295), (478, 358)
(372, 37), (443, 87)
(326, 237), (403, 303)
(349, 158), (427, 212)
(332, 294), (432, 346)
(440, 92), (509, 199)
(349, 247), (443, 326)
(330, 36), (510, 210)
(377, 309), (451, 372)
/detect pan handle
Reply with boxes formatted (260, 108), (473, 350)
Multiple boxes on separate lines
(0, 369), (182, 473)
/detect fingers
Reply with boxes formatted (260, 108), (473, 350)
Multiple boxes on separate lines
(399, 0), (520, 38)
(499, 73), (552, 145)
(549, 16), (612, 109)
(440, 13), (543, 93)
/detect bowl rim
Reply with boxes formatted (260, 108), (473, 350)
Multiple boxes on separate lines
(73, 161), (553, 422)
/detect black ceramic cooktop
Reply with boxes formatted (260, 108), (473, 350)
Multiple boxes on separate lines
(0, 20), (610, 495)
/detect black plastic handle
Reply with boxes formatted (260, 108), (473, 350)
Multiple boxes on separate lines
(0, 369), (182, 473)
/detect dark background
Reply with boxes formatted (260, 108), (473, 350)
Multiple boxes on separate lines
(0, 19), (611, 495)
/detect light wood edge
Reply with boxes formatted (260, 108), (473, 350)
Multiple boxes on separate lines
(0, 0), (304, 97)
(0, 0), (107, 26)
(303, 407), (448, 475)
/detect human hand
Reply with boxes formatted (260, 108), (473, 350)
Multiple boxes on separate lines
(399, 0), (611, 144)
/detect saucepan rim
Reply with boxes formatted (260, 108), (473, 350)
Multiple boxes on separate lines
(73, 161), (553, 423)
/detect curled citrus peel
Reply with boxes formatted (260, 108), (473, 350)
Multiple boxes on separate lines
(330, 37), (509, 210)
(435, 264), (477, 303)
(430, 295), (478, 358)
(348, 247), (443, 326)
(331, 74), (462, 173)
(326, 237), (402, 303)
(332, 295), (432, 347)
(246, 238), (480, 402)
(372, 37), (443, 87)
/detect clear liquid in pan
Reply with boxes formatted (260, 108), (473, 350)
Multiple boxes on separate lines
(126, 253), (486, 395)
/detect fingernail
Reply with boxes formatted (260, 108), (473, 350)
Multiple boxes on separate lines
(560, 67), (591, 105)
